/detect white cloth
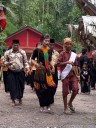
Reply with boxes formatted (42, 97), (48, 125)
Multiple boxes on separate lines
(50, 50), (59, 67)
(82, 16), (96, 37)
(61, 52), (77, 80)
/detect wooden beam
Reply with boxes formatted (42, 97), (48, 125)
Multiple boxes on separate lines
(76, 0), (96, 15)
(83, 0), (96, 15)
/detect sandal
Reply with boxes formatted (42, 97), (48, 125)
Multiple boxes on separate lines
(19, 99), (22, 105)
(68, 105), (75, 113)
(40, 107), (44, 112)
(11, 100), (16, 106)
(64, 109), (72, 115)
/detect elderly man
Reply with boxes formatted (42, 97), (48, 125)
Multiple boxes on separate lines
(57, 37), (79, 114)
(4, 40), (29, 106)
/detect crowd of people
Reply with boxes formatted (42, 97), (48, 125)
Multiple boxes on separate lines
(0, 35), (96, 115)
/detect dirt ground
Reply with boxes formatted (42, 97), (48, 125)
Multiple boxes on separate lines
(0, 80), (96, 128)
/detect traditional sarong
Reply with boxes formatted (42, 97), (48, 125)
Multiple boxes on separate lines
(7, 69), (25, 100)
(3, 71), (9, 92)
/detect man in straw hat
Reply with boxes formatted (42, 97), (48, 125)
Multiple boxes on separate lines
(57, 37), (79, 114)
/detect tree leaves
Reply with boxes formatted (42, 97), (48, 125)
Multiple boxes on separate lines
(0, 0), (82, 51)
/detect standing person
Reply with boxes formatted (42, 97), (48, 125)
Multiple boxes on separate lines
(78, 48), (89, 70)
(4, 40), (29, 106)
(80, 62), (90, 94)
(90, 60), (96, 90)
(25, 57), (37, 91)
(48, 39), (59, 94)
(0, 49), (9, 92)
(90, 51), (96, 90)
(57, 37), (79, 115)
(31, 34), (56, 112)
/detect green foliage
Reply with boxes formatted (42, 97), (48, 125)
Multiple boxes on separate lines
(0, 40), (6, 56)
(72, 34), (83, 53)
(1, 0), (83, 52)
(3, 18), (18, 35)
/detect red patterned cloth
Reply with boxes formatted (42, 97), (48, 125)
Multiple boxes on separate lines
(0, 10), (6, 32)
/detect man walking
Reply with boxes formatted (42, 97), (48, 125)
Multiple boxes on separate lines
(57, 37), (79, 114)
(4, 40), (29, 106)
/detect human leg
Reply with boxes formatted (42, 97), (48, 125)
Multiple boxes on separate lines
(91, 78), (95, 89)
(68, 74), (79, 112)
(62, 78), (72, 114)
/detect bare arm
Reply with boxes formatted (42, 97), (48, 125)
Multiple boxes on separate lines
(57, 61), (73, 67)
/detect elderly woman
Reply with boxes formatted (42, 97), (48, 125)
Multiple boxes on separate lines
(31, 34), (56, 112)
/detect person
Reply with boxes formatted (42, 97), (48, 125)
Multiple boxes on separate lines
(0, 4), (6, 32)
(57, 37), (79, 115)
(25, 56), (36, 91)
(48, 38), (59, 94)
(31, 34), (56, 112)
(78, 48), (89, 70)
(90, 51), (96, 90)
(4, 39), (29, 106)
(80, 62), (90, 94)
(0, 49), (9, 92)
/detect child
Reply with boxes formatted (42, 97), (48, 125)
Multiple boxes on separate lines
(80, 62), (90, 94)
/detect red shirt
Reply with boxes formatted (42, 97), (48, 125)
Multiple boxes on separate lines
(57, 51), (77, 72)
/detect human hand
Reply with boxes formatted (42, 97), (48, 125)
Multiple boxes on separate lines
(24, 67), (30, 76)
(67, 61), (74, 65)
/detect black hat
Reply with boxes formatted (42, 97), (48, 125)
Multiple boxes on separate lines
(12, 40), (19, 44)
(82, 48), (87, 54)
(50, 39), (55, 44)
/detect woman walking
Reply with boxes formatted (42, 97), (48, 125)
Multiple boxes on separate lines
(31, 34), (56, 112)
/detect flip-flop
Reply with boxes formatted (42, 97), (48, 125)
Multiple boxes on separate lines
(64, 109), (72, 115)
(68, 105), (75, 113)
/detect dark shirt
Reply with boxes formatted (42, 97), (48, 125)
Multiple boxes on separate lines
(32, 48), (52, 66)
(32, 48), (45, 66)
(90, 63), (96, 77)
(79, 55), (89, 69)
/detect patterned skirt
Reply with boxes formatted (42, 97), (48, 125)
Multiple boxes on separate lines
(34, 68), (56, 107)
